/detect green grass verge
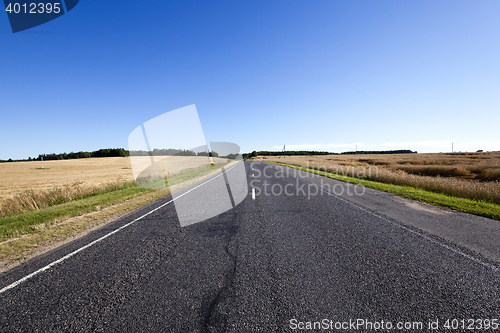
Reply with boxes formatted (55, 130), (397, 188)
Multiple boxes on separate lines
(167, 163), (228, 185)
(268, 161), (500, 221)
(0, 183), (152, 241)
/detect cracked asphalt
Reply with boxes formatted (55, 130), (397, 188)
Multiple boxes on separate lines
(1, 161), (499, 332)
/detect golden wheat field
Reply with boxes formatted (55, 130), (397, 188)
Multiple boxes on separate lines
(256, 152), (500, 204)
(0, 157), (132, 202)
(0, 156), (222, 204)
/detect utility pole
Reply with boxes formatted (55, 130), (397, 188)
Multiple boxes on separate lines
(452, 143), (454, 153)
(281, 145), (286, 159)
(41, 156), (43, 169)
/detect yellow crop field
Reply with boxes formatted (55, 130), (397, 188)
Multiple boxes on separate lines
(0, 156), (228, 211)
(0, 157), (133, 204)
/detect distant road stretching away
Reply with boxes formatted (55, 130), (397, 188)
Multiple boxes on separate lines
(1, 161), (499, 332)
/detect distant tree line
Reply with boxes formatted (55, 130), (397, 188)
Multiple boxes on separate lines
(0, 148), (130, 163)
(195, 151), (219, 157)
(131, 148), (196, 156)
(242, 149), (417, 159)
(243, 151), (333, 159)
(341, 150), (417, 155)
(130, 149), (220, 157)
(35, 148), (130, 161)
(0, 147), (240, 163)
(0, 148), (418, 163)
(224, 153), (240, 160)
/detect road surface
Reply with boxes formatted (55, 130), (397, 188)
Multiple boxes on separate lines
(1, 161), (499, 332)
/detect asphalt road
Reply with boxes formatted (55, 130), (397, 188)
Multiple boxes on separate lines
(1, 161), (499, 332)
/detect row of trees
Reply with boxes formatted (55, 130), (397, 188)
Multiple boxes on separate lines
(0, 148), (242, 163)
(244, 151), (332, 158)
(130, 149), (221, 157)
(131, 148), (196, 156)
(35, 148), (129, 161)
(0, 149), (130, 162)
(242, 149), (417, 159)
(1, 147), (418, 163)
(341, 150), (417, 155)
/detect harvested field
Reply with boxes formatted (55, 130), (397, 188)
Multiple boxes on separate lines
(255, 152), (500, 205)
(0, 156), (224, 217)
(0, 157), (133, 203)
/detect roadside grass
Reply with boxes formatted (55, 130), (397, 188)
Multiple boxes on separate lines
(0, 183), (153, 242)
(0, 181), (139, 218)
(268, 161), (500, 221)
(166, 162), (228, 185)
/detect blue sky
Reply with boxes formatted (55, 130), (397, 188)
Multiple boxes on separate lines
(1, 0), (499, 160)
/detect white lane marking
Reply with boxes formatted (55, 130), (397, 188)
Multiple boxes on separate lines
(0, 162), (243, 295)
(252, 188), (256, 200)
(300, 177), (500, 272)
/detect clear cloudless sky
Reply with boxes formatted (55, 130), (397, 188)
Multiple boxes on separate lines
(1, 0), (499, 160)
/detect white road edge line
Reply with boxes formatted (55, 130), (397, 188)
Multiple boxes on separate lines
(0, 162), (243, 295)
